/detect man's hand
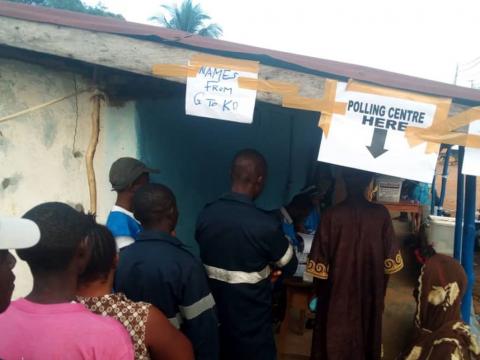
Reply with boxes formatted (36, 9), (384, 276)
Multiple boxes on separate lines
(270, 269), (282, 283)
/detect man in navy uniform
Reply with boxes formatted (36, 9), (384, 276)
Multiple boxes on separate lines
(115, 183), (219, 360)
(196, 149), (298, 360)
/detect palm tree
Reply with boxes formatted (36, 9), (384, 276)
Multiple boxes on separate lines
(150, 0), (223, 38)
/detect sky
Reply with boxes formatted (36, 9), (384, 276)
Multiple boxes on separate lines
(84, 0), (480, 89)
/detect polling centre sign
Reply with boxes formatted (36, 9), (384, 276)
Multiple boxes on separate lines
(185, 62), (258, 123)
(317, 82), (450, 183)
(462, 119), (480, 176)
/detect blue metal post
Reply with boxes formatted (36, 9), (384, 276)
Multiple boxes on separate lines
(438, 145), (452, 212)
(454, 147), (465, 261)
(461, 174), (476, 324)
(431, 175), (436, 215)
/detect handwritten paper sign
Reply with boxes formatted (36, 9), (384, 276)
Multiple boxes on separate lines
(185, 64), (258, 123)
(462, 119), (480, 176)
(318, 82), (443, 183)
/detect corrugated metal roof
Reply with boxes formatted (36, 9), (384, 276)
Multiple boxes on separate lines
(0, 1), (479, 104)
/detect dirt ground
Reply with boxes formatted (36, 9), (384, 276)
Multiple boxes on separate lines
(278, 208), (480, 359)
(278, 224), (480, 359)
(278, 155), (480, 359)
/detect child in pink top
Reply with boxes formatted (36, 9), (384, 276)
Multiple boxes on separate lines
(0, 298), (133, 359)
(0, 203), (134, 359)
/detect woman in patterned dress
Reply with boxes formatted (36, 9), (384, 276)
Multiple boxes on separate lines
(77, 223), (193, 360)
(402, 252), (480, 360)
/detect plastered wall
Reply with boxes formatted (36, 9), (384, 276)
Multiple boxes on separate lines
(0, 58), (138, 298)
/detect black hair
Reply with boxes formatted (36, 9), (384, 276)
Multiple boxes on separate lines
(133, 183), (177, 226)
(78, 224), (117, 284)
(287, 194), (313, 224)
(342, 168), (373, 194)
(231, 149), (267, 184)
(18, 202), (94, 273)
(418, 224), (437, 260)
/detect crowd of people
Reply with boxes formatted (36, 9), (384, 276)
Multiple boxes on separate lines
(0, 149), (478, 359)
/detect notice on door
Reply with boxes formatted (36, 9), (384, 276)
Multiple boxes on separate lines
(318, 82), (448, 183)
(185, 64), (258, 123)
(462, 119), (480, 176)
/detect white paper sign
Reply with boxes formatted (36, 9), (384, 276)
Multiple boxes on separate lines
(185, 64), (258, 123)
(318, 83), (440, 183)
(462, 119), (480, 176)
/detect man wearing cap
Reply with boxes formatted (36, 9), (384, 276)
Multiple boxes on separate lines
(107, 157), (158, 250)
(0, 216), (40, 313)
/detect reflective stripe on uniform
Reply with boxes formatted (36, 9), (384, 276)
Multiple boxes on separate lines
(179, 293), (216, 320)
(168, 312), (183, 329)
(204, 264), (271, 284)
(275, 244), (294, 267)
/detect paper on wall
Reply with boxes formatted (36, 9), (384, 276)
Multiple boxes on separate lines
(185, 64), (258, 123)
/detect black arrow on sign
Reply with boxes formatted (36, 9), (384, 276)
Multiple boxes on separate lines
(366, 128), (388, 158)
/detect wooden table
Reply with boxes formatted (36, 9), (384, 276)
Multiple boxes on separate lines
(376, 201), (422, 234)
(277, 277), (314, 355)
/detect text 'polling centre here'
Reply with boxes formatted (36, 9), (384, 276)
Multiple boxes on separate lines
(347, 100), (427, 132)
(335, 96), (435, 161)
(317, 84), (441, 182)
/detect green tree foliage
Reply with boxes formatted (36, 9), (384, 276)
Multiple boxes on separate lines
(6, 0), (124, 19)
(150, 0), (222, 38)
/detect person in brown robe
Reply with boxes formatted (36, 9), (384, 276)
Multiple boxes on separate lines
(307, 168), (403, 360)
(401, 252), (480, 360)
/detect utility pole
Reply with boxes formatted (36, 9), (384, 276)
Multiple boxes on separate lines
(454, 63), (459, 85)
